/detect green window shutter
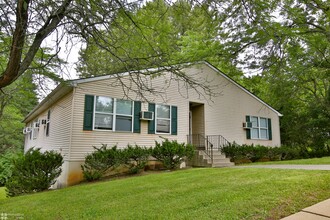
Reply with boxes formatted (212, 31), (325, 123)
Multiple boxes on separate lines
(133, 101), (141, 133)
(83, 95), (94, 131)
(246, 115), (251, 139)
(268, 118), (272, 140)
(171, 106), (177, 135)
(148, 103), (155, 134)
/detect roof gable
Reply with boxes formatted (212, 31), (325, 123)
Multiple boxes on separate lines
(202, 61), (282, 117)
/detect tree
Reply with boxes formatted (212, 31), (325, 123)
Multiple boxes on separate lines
(1, 0), (244, 93)
(0, 75), (38, 153)
(221, 0), (330, 147)
(77, 0), (329, 147)
(77, 0), (244, 81)
(0, 33), (60, 153)
(0, 0), (72, 88)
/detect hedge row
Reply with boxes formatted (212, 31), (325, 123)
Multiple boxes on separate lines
(221, 142), (330, 164)
(82, 139), (194, 181)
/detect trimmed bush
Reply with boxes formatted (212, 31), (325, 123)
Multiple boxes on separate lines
(221, 143), (274, 163)
(5, 148), (63, 197)
(222, 143), (330, 164)
(122, 145), (151, 174)
(152, 139), (194, 170)
(81, 145), (120, 181)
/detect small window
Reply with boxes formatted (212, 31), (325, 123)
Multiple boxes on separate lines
(32, 119), (39, 139)
(156, 104), (171, 134)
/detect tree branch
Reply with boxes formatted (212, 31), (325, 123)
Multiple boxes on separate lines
(0, 0), (30, 88)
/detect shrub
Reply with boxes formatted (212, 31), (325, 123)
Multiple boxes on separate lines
(222, 142), (330, 164)
(122, 145), (151, 174)
(152, 139), (194, 170)
(0, 151), (22, 186)
(81, 145), (120, 181)
(221, 143), (273, 162)
(5, 148), (63, 197)
(278, 145), (303, 160)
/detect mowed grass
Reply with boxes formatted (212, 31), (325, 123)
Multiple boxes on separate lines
(1, 168), (330, 219)
(252, 156), (330, 165)
(0, 187), (6, 200)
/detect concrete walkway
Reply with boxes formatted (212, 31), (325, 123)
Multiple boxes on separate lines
(233, 164), (330, 219)
(282, 198), (330, 219)
(234, 164), (330, 170)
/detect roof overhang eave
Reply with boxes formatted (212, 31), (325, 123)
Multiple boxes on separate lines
(23, 83), (74, 123)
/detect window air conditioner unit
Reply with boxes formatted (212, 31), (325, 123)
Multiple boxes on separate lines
(243, 122), (252, 129)
(140, 111), (154, 120)
(23, 127), (32, 134)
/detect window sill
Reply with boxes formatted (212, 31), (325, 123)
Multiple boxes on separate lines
(93, 129), (133, 133)
(250, 138), (271, 141)
(155, 132), (171, 135)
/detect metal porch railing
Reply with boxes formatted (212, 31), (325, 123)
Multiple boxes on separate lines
(187, 134), (230, 165)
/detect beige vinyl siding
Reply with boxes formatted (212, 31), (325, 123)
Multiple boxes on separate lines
(69, 64), (280, 161)
(24, 92), (73, 160)
(70, 80), (190, 161)
(186, 64), (280, 146)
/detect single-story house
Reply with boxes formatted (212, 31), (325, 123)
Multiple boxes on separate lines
(23, 61), (282, 188)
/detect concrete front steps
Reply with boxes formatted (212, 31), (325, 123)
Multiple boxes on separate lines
(189, 150), (234, 168)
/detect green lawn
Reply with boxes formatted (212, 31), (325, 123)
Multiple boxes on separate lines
(1, 168), (330, 219)
(0, 187), (6, 200)
(251, 156), (330, 165)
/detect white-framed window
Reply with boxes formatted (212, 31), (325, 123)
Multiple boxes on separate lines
(29, 123), (33, 140)
(94, 96), (133, 132)
(155, 104), (171, 134)
(32, 119), (39, 139)
(250, 116), (269, 140)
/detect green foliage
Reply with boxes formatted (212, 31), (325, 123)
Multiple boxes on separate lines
(0, 75), (38, 153)
(221, 143), (273, 163)
(0, 151), (22, 186)
(222, 143), (330, 164)
(76, 0), (244, 82)
(122, 145), (152, 174)
(81, 145), (120, 181)
(5, 148), (63, 197)
(152, 139), (194, 170)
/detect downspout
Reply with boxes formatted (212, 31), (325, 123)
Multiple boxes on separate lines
(68, 83), (77, 162)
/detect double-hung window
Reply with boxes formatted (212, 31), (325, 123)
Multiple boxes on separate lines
(32, 119), (39, 139)
(250, 116), (269, 140)
(94, 96), (133, 132)
(156, 104), (171, 134)
(115, 99), (133, 132)
(147, 103), (177, 135)
(94, 96), (114, 130)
